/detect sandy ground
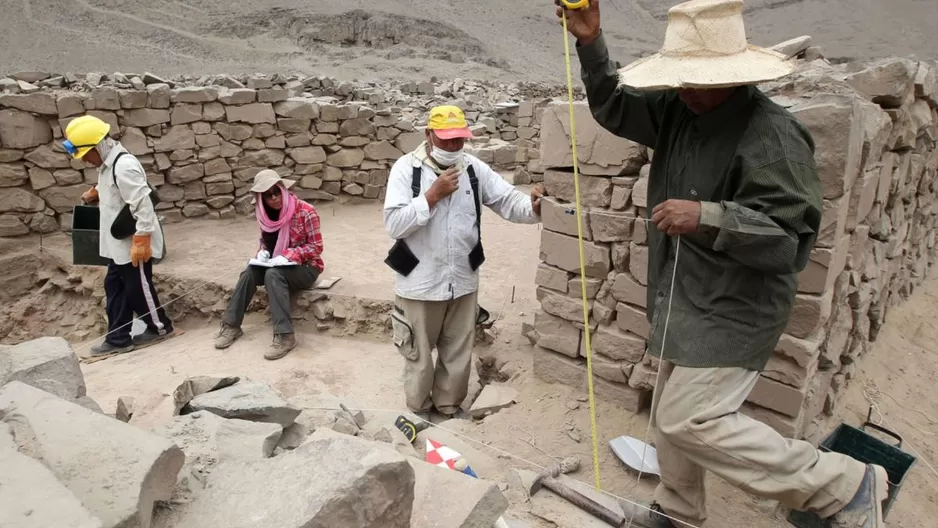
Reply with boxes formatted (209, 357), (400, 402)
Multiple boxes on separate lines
(34, 196), (933, 527)
(2, 0), (936, 84)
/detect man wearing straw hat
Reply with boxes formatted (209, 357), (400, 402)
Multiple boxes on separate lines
(558, 1), (888, 527)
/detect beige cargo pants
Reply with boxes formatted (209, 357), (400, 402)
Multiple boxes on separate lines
(392, 291), (477, 415)
(650, 360), (867, 526)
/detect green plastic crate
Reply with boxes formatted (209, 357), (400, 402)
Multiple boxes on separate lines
(787, 407), (916, 527)
(71, 205), (109, 267)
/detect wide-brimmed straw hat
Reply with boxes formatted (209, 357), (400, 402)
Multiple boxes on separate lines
(618, 0), (796, 90)
(250, 169), (295, 193)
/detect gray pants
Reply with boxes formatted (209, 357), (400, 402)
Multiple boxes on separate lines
(223, 264), (320, 335)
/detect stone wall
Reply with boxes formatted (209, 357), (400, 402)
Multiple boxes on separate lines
(531, 57), (938, 438)
(0, 72), (571, 236)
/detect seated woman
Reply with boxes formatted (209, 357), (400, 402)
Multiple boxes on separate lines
(215, 169), (325, 360)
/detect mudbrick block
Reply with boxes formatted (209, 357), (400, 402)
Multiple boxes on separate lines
(784, 290), (833, 339)
(616, 302), (651, 339)
(534, 309), (581, 358)
(533, 346), (650, 413)
(790, 96), (864, 199)
(747, 375), (809, 418)
(0, 381), (184, 528)
(797, 233), (850, 294)
(534, 263), (571, 293)
(543, 169), (613, 207)
(585, 324), (646, 363)
(541, 196), (590, 239)
(775, 329), (825, 368)
(536, 286), (591, 322)
(610, 272), (647, 308)
(538, 230), (611, 278)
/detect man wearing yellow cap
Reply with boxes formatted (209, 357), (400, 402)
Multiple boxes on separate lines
(384, 105), (546, 422)
(65, 114), (173, 356)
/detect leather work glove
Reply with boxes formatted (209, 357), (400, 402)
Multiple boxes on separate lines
(268, 255), (293, 267)
(256, 249), (271, 262)
(81, 186), (99, 204)
(131, 234), (153, 267)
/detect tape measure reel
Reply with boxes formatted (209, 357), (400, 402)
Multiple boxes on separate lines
(560, 0), (590, 9)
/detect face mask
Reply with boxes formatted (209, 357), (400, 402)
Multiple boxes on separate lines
(431, 146), (463, 167)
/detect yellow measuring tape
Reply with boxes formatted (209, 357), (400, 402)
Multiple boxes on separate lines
(560, 5), (603, 490)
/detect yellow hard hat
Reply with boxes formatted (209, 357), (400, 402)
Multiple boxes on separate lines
(63, 115), (110, 159)
(427, 105), (472, 139)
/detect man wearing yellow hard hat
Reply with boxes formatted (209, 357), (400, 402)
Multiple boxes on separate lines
(383, 104), (546, 422)
(65, 114), (174, 356)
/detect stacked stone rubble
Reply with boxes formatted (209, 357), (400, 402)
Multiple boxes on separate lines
(0, 72), (556, 237)
(531, 57), (938, 439)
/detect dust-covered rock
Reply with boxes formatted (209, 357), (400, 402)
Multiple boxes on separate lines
(469, 383), (519, 418)
(0, 336), (86, 400)
(0, 381), (184, 528)
(172, 374), (240, 414)
(185, 380), (300, 427)
(156, 435), (416, 528)
(152, 410), (283, 500)
(0, 436), (105, 528)
(361, 419), (419, 459)
(409, 458), (508, 528)
(277, 422), (312, 450)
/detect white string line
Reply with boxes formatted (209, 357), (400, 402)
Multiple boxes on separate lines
(626, 235), (682, 528)
(301, 405), (703, 528)
(561, 208), (655, 223)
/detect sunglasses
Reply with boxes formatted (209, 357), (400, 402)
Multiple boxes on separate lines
(262, 187), (282, 200)
(61, 140), (96, 157)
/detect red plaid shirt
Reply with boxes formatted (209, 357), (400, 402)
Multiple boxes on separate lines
(260, 198), (324, 272)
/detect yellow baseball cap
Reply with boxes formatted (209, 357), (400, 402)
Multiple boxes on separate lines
(427, 105), (472, 140)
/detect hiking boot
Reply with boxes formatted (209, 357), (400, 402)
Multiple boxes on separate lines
(617, 501), (678, 528)
(132, 327), (175, 350)
(90, 340), (134, 357)
(829, 464), (889, 528)
(265, 332), (296, 360)
(214, 323), (243, 349)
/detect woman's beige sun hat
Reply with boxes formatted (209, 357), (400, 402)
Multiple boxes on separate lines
(617, 0), (796, 91)
(250, 169), (295, 193)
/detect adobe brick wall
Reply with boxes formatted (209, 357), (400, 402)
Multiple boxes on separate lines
(0, 72), (572, 236)
(532, 57), (938, 439)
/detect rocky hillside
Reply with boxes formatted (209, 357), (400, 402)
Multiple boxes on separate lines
(2, 0), (935, 83)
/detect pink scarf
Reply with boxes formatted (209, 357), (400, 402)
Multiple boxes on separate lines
(255, 183), (296, 258)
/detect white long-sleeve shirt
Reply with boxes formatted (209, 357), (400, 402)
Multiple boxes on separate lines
(97, 143), (164, 265)
(383, 152), (540, 301)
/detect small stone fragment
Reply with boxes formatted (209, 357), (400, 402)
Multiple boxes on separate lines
(469, 383), (519, 418)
